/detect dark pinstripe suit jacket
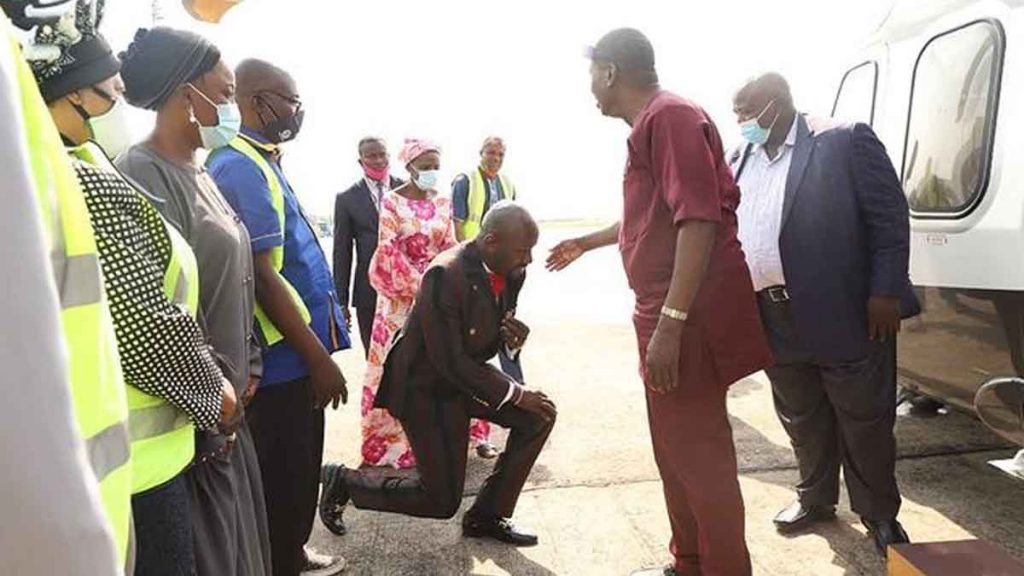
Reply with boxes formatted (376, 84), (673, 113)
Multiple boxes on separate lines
(374, 242), (524, 420)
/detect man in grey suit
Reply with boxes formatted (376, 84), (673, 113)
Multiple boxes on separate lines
(333, 137), (404, 356)
(729, 73), (919, 557)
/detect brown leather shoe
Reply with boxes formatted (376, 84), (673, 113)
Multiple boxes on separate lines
(773, 501), (836, 534)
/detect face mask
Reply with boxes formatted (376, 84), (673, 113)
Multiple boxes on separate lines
(361, 160), (389, 182)
(739, 98), (779, 146)
(188, 83), (241, 150)
(413, 169), (440, 192)
(256, 94), (304, 143)
(263, 109), (304, 143)
(71, 87), (131, 158)
(88, 96), (133, 158)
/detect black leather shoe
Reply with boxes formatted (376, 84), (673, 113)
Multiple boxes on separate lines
(862, 518), (910, 557)
(772, 501), (836, 534)
(462, 514), (538, 546)
(319, 463), (349, 536)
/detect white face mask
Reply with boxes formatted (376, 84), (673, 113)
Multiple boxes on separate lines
(414, 169), (440, 192)
(88, 97), (133, 159)
(187, 83), (242, 150)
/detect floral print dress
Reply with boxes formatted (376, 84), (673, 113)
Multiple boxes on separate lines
(361, 191), (459, 468)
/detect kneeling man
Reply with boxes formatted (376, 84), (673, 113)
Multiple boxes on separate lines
(320, 202), (556, 545)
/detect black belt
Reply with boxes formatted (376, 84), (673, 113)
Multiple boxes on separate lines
(759, 285), (790, 303)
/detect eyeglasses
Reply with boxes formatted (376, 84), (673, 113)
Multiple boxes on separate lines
(257, 91), (302, 111)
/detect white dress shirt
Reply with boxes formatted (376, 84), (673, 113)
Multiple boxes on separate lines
(736, 116), (799, 292)
(364, 176), (392, 212)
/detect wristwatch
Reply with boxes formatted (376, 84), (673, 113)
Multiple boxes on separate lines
(661, 306), (688, 321)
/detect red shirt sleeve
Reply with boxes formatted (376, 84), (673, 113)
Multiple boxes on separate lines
(650, 105), (723, 225)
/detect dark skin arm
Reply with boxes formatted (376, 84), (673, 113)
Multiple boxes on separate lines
(645, 221), (717, 394)
(545, 221), (620, 271)
(253, 252), (348, 409)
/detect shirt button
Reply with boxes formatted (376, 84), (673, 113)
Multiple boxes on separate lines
(469, 328), (477, 336)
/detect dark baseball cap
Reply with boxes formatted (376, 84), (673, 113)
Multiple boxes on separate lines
(586, 28), (656, 72)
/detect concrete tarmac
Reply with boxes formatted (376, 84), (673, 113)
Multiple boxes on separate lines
(312, 227), (1024, 575)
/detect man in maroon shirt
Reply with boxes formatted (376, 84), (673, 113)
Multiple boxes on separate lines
(548, 28), (773, 576)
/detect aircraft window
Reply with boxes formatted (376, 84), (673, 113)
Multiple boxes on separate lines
(832, 61), (877, 126)
(902, 20), (1004, 217)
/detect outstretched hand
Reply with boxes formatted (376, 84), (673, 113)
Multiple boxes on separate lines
(546, 238), (586, 272)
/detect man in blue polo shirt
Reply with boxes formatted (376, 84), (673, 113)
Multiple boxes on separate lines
(207, 59), (350, 576)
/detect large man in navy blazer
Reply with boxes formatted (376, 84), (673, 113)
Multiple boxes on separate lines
(333, 137), (404, 355)
(729, 73), (919, 557)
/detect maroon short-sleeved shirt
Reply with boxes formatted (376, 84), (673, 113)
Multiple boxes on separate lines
(620, 91), (773, 387)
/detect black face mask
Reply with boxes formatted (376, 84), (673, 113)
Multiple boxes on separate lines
(256, 93), (304, 144)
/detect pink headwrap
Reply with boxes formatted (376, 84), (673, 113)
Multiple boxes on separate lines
(398, 138), (441, 166)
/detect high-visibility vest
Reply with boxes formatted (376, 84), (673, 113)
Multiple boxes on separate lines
(209, 136), (311, 347)
(6, 17), (132, 565)
(69, 143), (198, 495)
(457, 169), (516, 240)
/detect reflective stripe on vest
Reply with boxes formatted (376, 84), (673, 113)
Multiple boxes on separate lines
(211, 136), (311, 347)
(6, 16), (133, 565)
(458, 169), (515, 240)
(68, 141), (199, 495)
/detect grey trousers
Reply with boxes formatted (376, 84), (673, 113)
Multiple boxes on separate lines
(758, 296), (902, 522)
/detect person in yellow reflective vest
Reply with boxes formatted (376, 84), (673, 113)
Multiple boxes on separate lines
(15, 12), (239, 573)
(205, 57), (351, 576)
(453, 136), (518, 242)
(452, 136), (525, 459)
(0, 9), (122, 575)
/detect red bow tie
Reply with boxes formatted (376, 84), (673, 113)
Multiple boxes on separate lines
(488, 272), (506, 298)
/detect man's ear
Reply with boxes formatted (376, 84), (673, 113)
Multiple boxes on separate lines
(480, 232), (497, 250)
(606, 63), (618, 88)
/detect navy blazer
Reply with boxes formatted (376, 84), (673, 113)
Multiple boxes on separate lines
(729, 115), (920, 363)
(332, 176), (404, 309)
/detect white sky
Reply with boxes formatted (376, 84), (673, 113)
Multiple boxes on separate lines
(101, 0), (896, 220)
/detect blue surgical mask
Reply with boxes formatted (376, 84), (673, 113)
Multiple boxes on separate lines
(188, 83), (242, 150)
(739, 98), (779, 146)
(414, 169), (440, 191)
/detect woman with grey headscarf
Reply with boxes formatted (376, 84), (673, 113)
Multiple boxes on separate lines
(115, 27), (272, 576)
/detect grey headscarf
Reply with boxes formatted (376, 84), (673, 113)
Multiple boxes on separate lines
(119, 26), (221, 111)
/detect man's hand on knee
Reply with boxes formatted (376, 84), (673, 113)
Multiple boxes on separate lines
(515, 390), (557, 422)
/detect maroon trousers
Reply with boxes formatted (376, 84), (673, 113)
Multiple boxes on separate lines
(644, 381), (750, 576)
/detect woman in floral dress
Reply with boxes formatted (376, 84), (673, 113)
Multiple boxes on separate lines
(360, 139), (458, 468)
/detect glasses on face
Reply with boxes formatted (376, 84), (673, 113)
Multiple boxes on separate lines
(258, 91), (302, 113)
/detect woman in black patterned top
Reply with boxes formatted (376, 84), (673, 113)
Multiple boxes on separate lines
(22, 25), (236, 575)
